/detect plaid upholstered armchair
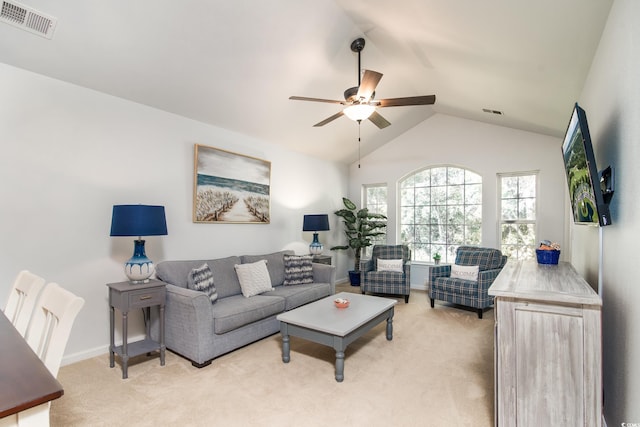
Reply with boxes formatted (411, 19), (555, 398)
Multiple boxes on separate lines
(429, 246), (507, 318)
(360, 245), (411, 303)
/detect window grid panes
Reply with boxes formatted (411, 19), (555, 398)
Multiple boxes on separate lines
(363, 184), (387, 258)
(400, 167), (482, 263)
(500, 173), (537, 260)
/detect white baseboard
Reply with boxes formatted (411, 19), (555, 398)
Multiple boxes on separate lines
(61, 333), (147, 367)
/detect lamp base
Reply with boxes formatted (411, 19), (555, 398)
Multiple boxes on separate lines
(309, 233), (323, 255)
(124, 239), (154, 284)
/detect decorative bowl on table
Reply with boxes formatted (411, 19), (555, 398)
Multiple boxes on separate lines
(334, 297), (350, 308)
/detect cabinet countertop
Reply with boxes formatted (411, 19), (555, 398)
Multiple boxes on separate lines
(488, 260), (601, 306)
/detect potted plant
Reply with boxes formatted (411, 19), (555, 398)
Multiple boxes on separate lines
(330, 197), (387, 285)
(433, 252), (441, 264)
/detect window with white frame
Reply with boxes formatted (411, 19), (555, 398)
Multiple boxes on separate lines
(400, 166), (482, 263)
(363, 184), (387, 258)
(499, 173), (537, 260)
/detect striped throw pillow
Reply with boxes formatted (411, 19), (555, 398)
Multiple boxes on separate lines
(283, 254), (314, 286)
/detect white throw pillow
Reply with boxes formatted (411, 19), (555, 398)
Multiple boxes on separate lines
(234, 260), (274, 297)
(450, 264), (480, 282)
(377, 258), (404, 272)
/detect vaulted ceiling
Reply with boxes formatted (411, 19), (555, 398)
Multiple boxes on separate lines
(0, 0), (612, 163)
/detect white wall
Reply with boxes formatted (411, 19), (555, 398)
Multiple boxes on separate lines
(346, 113), (566, 274)
(574, 0), (640, 423)
(0, 62), (348, 364)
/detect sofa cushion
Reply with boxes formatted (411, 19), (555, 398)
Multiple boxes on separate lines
(156, 259), (208, 289)
(283, 254), (314, 286)
(212, 294), (285, 334)
(264, 283), (331, 311)
(235, 260), (274, 297)
(156, 256), (243, 298)
(241, 250), (293, 287)
(187, 263), (218, 303)
(208, 256), (243, 298)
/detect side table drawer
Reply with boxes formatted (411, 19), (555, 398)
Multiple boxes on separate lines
(128, 287), (165, 309)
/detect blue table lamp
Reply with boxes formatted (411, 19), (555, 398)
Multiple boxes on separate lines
(110, 204), (168, 284)
(303, 214), (330, 255)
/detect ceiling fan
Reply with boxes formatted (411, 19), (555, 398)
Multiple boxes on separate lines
(289, 37), (436, 129)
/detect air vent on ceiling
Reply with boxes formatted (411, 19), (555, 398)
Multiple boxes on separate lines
(482, 108), (503, 115)
(0, 0), (57, 39)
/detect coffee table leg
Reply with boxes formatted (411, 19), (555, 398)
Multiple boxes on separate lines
(386, 309), (394, 341)
(335, 350), (345, 382)
(281, 324), (290, 363)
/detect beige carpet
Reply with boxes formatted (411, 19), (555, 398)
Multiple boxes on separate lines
(51, 286), (494, 427)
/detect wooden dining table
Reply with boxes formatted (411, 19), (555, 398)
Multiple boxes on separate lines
(0, 311), (64, 418)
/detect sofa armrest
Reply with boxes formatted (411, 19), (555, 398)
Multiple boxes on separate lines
(312, 263), (336, 295)
(152, 282), (216, 365)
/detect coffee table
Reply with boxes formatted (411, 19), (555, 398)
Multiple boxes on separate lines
(276, 292), (397, 382)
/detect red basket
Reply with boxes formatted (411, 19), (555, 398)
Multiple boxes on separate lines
(536, 249), (560, 265)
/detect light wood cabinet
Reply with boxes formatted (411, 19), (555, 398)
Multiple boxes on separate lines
(488, 260), (602, 427)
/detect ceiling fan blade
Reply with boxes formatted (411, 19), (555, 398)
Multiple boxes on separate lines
(289, 96), (344, 105)
(313, 111), (344, 127)
(377, 95), (436, 107)
(368, 111), (391, 129)
(357, 70), (383, 101)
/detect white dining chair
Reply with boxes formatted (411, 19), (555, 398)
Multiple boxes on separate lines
(3, 270), (46, 337)
(9, 282), (85, 427)
(25, 282), (85, 377)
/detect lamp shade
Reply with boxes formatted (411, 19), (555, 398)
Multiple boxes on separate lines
(110, 205), (168, 237)
(302, 214), (330, 232)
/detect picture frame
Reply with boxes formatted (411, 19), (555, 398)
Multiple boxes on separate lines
(193, 144), (271, 223)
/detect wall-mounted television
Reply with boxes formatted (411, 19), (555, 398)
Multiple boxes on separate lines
(561, 103), (613, 226)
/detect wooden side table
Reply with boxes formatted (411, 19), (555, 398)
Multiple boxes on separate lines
(312, 255), (332, 265)
(107, 279), (166, 379)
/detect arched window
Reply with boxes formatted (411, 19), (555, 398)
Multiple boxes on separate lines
(400, 166), (482, 262)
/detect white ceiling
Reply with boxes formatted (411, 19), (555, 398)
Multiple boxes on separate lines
(0, 0), (613, 164)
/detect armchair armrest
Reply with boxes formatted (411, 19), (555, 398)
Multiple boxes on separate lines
(429, 265), (452, 284)
(360, 258), (374, 273)
(477, 268), (502, 293)
(403, 260), (411, 282)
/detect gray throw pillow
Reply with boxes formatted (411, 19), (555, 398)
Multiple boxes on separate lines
(283, 254), (314, 286)
(187, 263), (218, 303)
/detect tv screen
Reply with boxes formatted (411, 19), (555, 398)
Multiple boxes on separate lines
(561, 103), (611, 226)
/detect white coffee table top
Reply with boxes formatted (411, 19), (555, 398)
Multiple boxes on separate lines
(277, 292), (397, 336)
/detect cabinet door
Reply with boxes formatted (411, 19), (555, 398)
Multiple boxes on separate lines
(513, 303), (584, 427)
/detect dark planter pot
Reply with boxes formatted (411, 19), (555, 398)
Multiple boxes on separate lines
(348, 270), (361, 286)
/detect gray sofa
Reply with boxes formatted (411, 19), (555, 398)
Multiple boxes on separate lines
(151, 250), (335, 367)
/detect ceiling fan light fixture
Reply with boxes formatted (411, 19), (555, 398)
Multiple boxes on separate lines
(343, 104), (375, 122)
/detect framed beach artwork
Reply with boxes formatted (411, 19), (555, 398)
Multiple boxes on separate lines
(193, 144), (271, 223)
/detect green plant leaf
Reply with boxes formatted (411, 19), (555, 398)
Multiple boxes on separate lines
(343, 197), (357, 210)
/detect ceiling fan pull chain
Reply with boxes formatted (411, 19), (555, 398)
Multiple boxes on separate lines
(358, 120), (362, 168)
